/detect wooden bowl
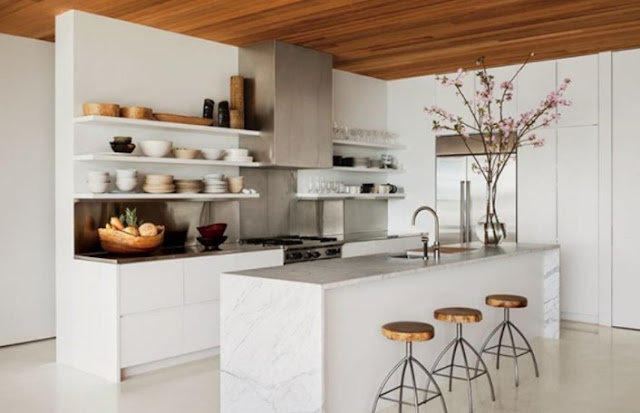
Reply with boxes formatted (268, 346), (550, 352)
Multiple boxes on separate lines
(98, 226), (165, 254)
(83, 102), (120, 117)
(120, 106), (154, 120)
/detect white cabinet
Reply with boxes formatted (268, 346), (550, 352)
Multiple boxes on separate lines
(121, 307), (183, 368)
(557, 55), (599, 127)
(118, 249), (284, 371)
(184, 250), (283, 304)
(119, 260), (184, 315)
(612, 49), (640, 329)
(183, 301), (220, 353)
(517, 129), (557, 243)
(557, 126), (599, 322)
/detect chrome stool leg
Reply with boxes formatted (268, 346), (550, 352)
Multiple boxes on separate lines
(478, 308), (540, 386)
(372, 342), (447, 413)
(429, 324), (495, 413)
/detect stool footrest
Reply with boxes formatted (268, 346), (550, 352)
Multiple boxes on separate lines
(433, 364), (489, 381)
(379, 384), (442, 407)
(483, 344), (532, 358)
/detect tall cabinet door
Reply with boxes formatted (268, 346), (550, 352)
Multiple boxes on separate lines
(557, 126), (599, 322)
(612, 49), (640, 329)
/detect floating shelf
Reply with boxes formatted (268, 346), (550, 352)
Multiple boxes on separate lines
(74, 115), (261, 137)
(296, 193), (405, 201)
(74, 153), (263, 167)
(329, 166), (404, 174)
(332, 139), (406, 150)
(74, 192), (260, 201)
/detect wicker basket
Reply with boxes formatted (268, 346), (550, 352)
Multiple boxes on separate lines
(98, 226), (165, 254)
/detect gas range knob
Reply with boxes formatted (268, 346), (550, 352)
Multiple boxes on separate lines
(325, 248), (341, 256)
(310, 251), (322, 259)
(287, 251), (303, 261)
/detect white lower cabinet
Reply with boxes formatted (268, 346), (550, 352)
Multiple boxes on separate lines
(121, 307), (183, 368)
(183, 301), (220, 353)
(118, 249), (283, 371)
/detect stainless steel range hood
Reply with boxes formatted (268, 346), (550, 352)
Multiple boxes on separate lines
(239, 41), (333, 168)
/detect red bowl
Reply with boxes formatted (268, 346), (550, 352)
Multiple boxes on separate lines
(197, 223), (227, 238)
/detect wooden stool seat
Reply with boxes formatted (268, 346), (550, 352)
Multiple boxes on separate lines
(381, 321), (435, 342)
(486, 294), (528, 308)
(434, 307), (482, 323)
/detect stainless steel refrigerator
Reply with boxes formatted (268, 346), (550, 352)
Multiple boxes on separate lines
(436, 135), (517, 245)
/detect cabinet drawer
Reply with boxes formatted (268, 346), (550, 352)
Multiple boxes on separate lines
(184, 250), (283, 304)
(120, 260), (184, 315)
(183, 300), (220, 353)
(120, 307), (182, 368)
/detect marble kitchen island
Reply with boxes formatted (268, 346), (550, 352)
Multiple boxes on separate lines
(220, 243), (560, 412)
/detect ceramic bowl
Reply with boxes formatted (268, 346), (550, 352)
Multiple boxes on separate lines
(116, 169), (137, 178)
(196, 236), (228, 251)
(88, 181), (110, 193)
(173, 148), (200, 159)
(88, 171), (110, 182)
(201, 148), (224, 160)
(116, 178), (138, 192)
(197, 223), (228, 238)
(110, 142), (136, 154)
(225, 148), (249, 157)
(140, 140), (172, 157)
(227, 176), (245, 193)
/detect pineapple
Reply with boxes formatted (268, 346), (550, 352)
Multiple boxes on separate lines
(119, 208), (144, 229)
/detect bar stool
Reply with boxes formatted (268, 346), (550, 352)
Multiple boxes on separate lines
(429, 308), (495, 413)
(371, 321), (448, 413)
(477, 294), (539, 386)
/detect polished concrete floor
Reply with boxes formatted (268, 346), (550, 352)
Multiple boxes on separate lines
(0, 323), (639, 412)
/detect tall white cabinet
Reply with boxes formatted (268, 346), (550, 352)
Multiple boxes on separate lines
(612, 49), (640, 330)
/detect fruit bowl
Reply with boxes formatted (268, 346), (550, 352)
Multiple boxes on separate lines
(197, 223), (227, 238)
(98, 226), (165, 254)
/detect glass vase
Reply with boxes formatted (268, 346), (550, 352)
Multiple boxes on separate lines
(475, 180), (507, 245)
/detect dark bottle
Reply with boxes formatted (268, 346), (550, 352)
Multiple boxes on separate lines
(203, 99), (214, 119)
(218, 101), (230, 128)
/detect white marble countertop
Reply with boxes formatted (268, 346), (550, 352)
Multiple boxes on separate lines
(227, 242), (559, 289)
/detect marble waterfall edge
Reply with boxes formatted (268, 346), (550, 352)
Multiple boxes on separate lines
(220, 274), (323, 413)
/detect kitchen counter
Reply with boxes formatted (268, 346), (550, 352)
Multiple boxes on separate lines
(220, 243), (560, 413)
(230, 242), (558, 289)
(74, 243), (283, 264)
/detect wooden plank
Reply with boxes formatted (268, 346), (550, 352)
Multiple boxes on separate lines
(1, 0), (640, 79)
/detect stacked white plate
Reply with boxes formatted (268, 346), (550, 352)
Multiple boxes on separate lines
(224, 148), (253, 163)
(175, 179), (204, 194)
(143, 174), (175, 194)
(203, 173), (228, 194)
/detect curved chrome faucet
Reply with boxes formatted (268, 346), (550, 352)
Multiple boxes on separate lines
(411, 206), (441, 261)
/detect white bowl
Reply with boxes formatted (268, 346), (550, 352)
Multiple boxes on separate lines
(140, 140), (172, 158)
(88, 181), (110, 194)
(201, 148), (224, 160)
(225, 148), (249, 157)
(88, 171), (110, 182)
(116, 178), (138, 192)
(204, 173), (224, 180)
(116, 169), (137, 178)
(224, 155), (253, 163)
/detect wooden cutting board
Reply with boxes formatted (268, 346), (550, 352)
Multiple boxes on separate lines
(153, 113), (214, 126)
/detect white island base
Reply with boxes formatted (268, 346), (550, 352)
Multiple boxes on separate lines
(220, 244), (560, 412)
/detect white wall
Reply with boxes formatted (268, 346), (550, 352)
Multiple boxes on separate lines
(0, 33), (55, 346)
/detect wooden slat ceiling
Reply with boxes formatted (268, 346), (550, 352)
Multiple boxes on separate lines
(2, 0), (640, 79)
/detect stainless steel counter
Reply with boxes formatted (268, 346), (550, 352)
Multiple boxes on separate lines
(74, 244), (283, 264)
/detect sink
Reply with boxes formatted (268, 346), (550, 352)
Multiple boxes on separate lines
(390, 246), (477, 259)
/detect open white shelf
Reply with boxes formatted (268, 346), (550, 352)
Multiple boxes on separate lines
(74, 192), (260, 201)
(296, 193), (405, 201)
(74, 115), (261, 137)
(75, 153), (263, 167)
(332, 139), (406, 150)
(330, 166), (404, 174)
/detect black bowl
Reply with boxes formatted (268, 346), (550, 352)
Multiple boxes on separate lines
(110, 142), (136, 153)
(197, 236), (228, 251)
(113, 136), (132, 144)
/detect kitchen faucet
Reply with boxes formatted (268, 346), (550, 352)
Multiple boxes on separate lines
(411, 206), (441, 261)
